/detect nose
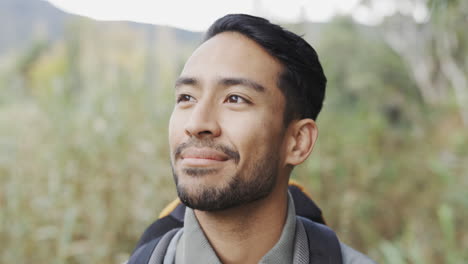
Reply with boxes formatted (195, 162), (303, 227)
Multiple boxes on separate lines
(184, 100), (221, 138)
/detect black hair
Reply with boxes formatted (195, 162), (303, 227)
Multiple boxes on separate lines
(204, 14), (326, 123)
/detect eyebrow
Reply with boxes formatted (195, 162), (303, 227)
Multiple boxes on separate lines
(220, 77), (265, 93)
(175, 76), (266, 93)
(175, 77), (197, 88)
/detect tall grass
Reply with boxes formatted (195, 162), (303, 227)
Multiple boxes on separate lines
(0, 19), (467, 263)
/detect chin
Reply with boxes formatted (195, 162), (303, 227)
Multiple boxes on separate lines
(171, 153), (279, 211)
(175, 174), (276, 212)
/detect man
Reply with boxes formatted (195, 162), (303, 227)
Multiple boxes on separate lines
(128, 14), (376, 264)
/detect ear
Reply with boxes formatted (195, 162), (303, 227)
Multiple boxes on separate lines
(284, 119), (318, 166)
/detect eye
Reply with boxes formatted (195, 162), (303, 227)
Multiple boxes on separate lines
(224, 95), (250, 104)
(176, 94), (195, 103)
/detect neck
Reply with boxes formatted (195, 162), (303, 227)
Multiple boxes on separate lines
(194, 184), (289, 264)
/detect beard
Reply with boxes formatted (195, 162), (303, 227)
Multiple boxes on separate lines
(171, 139), (280, 212)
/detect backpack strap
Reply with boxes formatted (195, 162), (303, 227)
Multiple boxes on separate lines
(133, 203), (185, 252)
(127, 228), (180, 264)
(299, 217), (343, 264)
(288, 182), (326, 225)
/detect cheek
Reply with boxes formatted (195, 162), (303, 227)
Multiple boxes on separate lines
(168, 110), (185, 150)
(221, 111), (282, 159)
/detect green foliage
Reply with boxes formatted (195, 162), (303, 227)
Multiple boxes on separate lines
(317, 17), (422, 118)
(0, 13), (467, 264)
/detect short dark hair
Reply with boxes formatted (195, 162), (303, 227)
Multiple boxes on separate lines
(204, 14), (326, 123)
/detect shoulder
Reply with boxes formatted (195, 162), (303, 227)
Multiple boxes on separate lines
(299, 217), (376, 263)
(127, 228), (182, 264)
(340, 242), (377, 264)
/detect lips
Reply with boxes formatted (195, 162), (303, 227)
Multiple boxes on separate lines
(181, 147), (229, 161)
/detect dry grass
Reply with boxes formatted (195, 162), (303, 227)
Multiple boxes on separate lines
(0, 19), (466, 264)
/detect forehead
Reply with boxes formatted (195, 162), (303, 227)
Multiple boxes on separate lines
(180, 32), (283, 90)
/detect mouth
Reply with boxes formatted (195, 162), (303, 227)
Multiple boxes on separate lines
(180, 147), (230, 167)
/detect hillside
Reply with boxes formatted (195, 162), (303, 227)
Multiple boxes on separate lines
(0, 0), (202, 54)
(0, 0), (68, 53)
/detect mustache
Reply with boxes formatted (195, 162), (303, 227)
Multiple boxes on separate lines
(174, 139), (240, 164)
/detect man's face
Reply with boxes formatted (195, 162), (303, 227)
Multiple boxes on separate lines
(169, 32), (288, 211)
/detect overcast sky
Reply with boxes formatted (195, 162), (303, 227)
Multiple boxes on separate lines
(46, 0), (428, 31)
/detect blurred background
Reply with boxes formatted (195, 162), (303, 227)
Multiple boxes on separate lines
(0, 0), (467, 263)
